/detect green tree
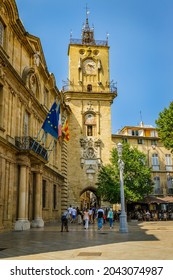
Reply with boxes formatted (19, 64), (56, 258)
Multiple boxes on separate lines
(155, 101), (173, 152)
(96, 143), (153, 204)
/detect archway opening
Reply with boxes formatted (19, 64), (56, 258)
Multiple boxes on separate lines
(80, 187), (100, 210)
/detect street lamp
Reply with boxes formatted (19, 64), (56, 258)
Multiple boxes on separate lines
(117, 142), (128, 233)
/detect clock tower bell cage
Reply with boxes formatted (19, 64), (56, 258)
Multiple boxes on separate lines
(63, 10), (117, 208)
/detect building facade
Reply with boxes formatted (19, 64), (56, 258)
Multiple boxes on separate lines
(112, 123), (173, 197)
(0, 0), (69, 232)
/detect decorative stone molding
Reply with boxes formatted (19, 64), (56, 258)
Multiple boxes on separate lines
(22, 66), (40, 96)
(22, 66), (35, 84)
(33, 52), (40, 67)
(0, 3), (6, 17)
(8, 85), (16, 96)
(87, 101), (94, 111)
(80, 137), (102, 171)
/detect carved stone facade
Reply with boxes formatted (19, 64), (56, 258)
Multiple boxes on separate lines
(0, 0), (69, 232)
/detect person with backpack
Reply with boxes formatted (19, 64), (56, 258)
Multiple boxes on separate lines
(97, 207), (104, 230)
(61, 209), (69, 232)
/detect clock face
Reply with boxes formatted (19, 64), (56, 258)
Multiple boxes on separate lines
(83, 59), (96, 75)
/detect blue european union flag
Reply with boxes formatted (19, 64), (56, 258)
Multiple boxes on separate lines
(42, 101), (60, 139)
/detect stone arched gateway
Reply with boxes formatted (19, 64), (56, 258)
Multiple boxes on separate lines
(79, 186), (101, 210)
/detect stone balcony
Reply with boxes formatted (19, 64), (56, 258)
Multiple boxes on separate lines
(15, 136), (48, 162)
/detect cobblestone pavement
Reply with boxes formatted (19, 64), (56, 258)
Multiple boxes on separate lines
(0, 220), (173, 260)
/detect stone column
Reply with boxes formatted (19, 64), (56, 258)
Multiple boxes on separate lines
(31, 168), (44, 228)
(14, 157), (30, 231)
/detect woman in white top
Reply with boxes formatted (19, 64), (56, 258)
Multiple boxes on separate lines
(83, 209), (89, 229)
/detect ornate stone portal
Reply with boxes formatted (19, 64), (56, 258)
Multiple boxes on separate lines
(80, 138), (102, 180)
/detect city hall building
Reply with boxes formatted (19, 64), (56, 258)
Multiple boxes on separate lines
(0, 0), (69, 231)
(0, 0), (173, 232)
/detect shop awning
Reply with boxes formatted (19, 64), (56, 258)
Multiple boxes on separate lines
(137, 196), (173, 204)
(158, 196), (173, 203)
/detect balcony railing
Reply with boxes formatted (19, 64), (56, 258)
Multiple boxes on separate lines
(15, 136), (48, 161)
(62, 84), (117, 94)
(166, 165), (173, 171)
(70, 38), (108, 46)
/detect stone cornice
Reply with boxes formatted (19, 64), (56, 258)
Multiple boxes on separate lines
(64, 91), (117, 103)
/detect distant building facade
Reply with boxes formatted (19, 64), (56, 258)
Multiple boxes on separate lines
(112, 123), (173, 197)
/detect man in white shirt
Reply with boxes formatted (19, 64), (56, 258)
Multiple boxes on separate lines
(71, 207), (77, 223)
(68, 205), (73, 222)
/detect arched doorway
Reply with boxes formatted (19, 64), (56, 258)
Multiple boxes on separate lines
(80, 187), (100, 210)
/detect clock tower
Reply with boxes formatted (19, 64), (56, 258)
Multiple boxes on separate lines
(63, 11), (117, 207)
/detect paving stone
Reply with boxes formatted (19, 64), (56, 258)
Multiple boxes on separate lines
(0, 221), (173, 260)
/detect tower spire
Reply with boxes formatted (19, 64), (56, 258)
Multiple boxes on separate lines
(85, 4), (90, 28)
(82, 5), (95, 45)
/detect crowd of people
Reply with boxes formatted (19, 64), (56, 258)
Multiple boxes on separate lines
(60, 205), (116, 232)
(60, 205), (173, 232)
(130, 209), (173, 221)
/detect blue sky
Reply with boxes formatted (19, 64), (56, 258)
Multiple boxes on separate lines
(15, 0), (173, 133)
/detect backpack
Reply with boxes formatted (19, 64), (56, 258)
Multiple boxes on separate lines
(61, 212), (68, 221)
(61, 215), (67, 221)
(98, 210), (103, 218)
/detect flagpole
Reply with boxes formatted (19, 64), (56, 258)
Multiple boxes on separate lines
(31, 130), (46, 151)
(47, 139), (56, 160)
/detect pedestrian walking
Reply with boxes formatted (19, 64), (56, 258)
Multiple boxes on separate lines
(88, 207), (93, 224)
(92, 207), (96, 223)
(61, 209), (69, 232)
(97, 207), (104, 230)
(83, 209), (89, 229)
(68, 205), (73, 223)
(107, 208), (114, 229)
(71, 207), (77, 223)
(76, 207), (82, 224)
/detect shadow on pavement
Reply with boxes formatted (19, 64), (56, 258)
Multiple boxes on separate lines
(0, 221), (158, 259)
